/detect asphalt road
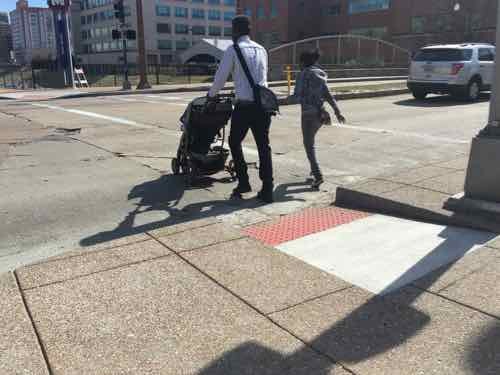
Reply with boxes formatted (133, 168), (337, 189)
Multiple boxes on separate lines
(0, 91), (490, 272)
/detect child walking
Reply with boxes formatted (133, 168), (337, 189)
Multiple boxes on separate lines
(291, 50), (346, 189)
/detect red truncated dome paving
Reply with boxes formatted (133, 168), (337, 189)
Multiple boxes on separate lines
(244, 207), (371, 246)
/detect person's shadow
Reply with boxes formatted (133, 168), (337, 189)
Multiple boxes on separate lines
(197, 225), (496, 374)
(80, 175), (310, 248)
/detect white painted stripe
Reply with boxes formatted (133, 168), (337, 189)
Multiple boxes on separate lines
(31, 103), (179, 135)
(277, 215), (495, 295)
(111, 96), (163, 104)
(279, 114), (469, 144)
(146, 95), (186, 101)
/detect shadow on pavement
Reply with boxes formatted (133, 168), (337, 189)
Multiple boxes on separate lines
(467, 321), (500, 375)
(394, 93), (490, 107)
(80, 174), (308, 248)
(198, 225), (494, 374)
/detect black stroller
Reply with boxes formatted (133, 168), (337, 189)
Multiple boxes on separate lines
(171, 94), (236, 185)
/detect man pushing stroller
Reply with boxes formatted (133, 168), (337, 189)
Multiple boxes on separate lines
(207, 15), (346, 203)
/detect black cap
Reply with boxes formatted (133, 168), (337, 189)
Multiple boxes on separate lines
(232, 15), (251, 34)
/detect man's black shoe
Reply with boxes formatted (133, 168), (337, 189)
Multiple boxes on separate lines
(257, 189), (274, 204)
(232, 182), (252, 196)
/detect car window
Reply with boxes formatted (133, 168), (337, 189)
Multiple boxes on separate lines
(479, 48), (495, 62)
(413, 48), (473, 62)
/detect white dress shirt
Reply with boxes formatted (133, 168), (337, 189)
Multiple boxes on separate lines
(208, 35), (268, 102)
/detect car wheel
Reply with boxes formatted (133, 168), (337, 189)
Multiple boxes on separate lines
(465, 79), (481, 102)
(411, 90), (427, 100)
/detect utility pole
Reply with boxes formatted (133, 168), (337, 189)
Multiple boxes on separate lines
(113, 0), (130, 90)
(135, 0), (150, 89)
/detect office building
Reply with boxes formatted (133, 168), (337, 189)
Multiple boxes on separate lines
(75, 0), (236, 65)
(9, 0), (57, 65)
(239, 0), (498, 52)
(0, 12), (12, 63)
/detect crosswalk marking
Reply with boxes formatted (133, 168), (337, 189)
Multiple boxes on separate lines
(245, 207), (496, 295)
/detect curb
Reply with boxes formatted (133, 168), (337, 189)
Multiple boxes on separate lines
(0, 76), (408, 101)
(334, 186), (500, 234)
(277, 88), (409, 106)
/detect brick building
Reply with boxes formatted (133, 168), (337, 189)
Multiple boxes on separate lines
(238, 0), (498, 53)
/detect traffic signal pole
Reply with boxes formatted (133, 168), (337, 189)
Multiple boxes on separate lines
(114, 0), (131, 90)
(122, 37), (131, 90)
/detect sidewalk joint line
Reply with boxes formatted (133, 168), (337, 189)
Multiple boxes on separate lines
(265, 286), (354, 316)
(20, 252), (175, 292)
(146, 232), (355, 374)
(13, 271), (54, 375)
(21, 238), (152, 270)
(413, 287), (500, 321)
(146, 221), (223, 239)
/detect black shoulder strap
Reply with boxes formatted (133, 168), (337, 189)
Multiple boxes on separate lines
(233, 42), (257, 89)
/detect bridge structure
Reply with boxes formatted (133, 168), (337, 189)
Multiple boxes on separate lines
(268, 34), (412, 81)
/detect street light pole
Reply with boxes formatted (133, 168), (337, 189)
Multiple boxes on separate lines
(447, 0), (500, 210)
(135, 0), (150, 89)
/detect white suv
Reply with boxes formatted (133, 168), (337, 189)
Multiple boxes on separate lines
(407, 43), (495, 101)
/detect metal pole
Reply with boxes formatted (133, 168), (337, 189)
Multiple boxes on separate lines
(337, 36), (341, 65)
(136, 0), (151, 89)
(122, 38), (131, 90)
(20, 70), (25, 89)
(64, 8), (75, 88)
(483, 0), (500, 135)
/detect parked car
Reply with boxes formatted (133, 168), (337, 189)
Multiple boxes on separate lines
(407, 43), (495, 101)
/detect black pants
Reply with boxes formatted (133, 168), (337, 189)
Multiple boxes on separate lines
(229, 104), (273, 188)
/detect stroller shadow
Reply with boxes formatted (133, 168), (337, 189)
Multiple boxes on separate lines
(80, 175), (307, 248)
(197, 225), (495, 374)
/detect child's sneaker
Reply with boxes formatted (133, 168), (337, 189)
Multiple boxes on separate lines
(311, 176), (324, 190)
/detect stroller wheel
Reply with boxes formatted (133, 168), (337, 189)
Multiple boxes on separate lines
(185, 160), (197, 186)
(171, 158), (180, 175)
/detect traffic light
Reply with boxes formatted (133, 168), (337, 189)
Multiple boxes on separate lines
(114, 0), (125, 23)
(112, 29), (122, 40)
(125, 30), (136, 40)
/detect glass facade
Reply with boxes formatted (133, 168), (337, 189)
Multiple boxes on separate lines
(348, 0), (390, 15)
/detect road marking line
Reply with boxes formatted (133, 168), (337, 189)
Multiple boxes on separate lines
(110, 96), (164, 104)
(146, 95), (186, 101)
(279, 113), (470, 144)
(31, 103), (178, 134)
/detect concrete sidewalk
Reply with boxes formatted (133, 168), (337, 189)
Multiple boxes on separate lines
(0, 76), (407, 101)
(3, 204), (500, 374)
(335, 154), (500, 233)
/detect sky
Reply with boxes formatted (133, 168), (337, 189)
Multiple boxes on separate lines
(1, 1), (49, 14)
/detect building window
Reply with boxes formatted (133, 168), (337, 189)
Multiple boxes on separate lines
(257, 3), (265, 19)
(175, 7), (188, 18)
(208, 9), (221, 20)
(244, 8), (252, 17)
(192, 8), (205, 19)
(224, 0), (235, 5)
(271, 0), (278, 18)
(176, 40), (190, 50)
(209, 25), (221, 36)
(208, 0), (220, 4)
(224, 27), (232, 36)
(192, 0), (204, 3)
(156, 23), (171, 33)
(158, 39), (172, 50)
(175, 24), (189, 34)
(328, 4), (341, 16)
(224, 11), (235, 21)
(160, 54), (172, 64)
(156, 5), (170, 17)
(411, 16), (425, 34)
(192, 25), (206, 35)
(348, 0), (390, 15)
(350, 26), (388, 39)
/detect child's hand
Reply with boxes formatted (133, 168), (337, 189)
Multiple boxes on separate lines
(335, 112), (346, 124)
